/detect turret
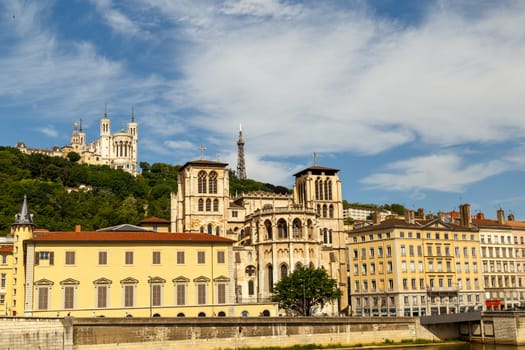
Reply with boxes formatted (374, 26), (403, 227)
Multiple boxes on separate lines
(11, 195), (36, 316)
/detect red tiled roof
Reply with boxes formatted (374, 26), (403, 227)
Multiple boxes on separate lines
(139, 217), (170, 224)
(0, 245), (13, 253)
(472, 219), (510, 228)
(29, 231), (234, 244)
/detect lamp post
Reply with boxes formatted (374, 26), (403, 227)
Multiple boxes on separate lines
(148, 276), (152, 317)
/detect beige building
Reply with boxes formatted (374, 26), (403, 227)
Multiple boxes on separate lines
(474, 209), (525, 310)
(171, 160), (349, 315)
(17, 109), (138, 175)
(348, 205), (484, 317)
(4, 197), (275, 317)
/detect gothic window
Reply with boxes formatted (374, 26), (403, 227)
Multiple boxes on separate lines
(207, 224), (213, 234)
(329, 229), (333, 244)
(213, 199), (219, 212)
(323, 228), (328, 244)
(329, 204), (334, 218)
(206, 199), (211, 212)
(315, 177), (322, 200)
(280, 264), (288, 279)
(295, 262), (303, 270)
(209, 171), (218, 194)
(307, 219), (314, 239)
(264, 220), (273, 240)
(323, 204), (328, 218)
(267, 264), (273, 292)
(325, 179), (332, 200)
(198, 171), (207, 193)
(317, 204), (321, 216)
(277, 219), (287, 239)
(248, 280), (255, 295)
(198, 198), (204, 211)
(292, 218), (302, 238)
(200, 226), (204, 233)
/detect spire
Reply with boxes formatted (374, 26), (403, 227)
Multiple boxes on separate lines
(104, 103), (108, 119)
(79, 118), (83, 132)
(237, 124), (246, 179)
(131, 107), (135, 123)
(13, 195), (34, 226)
(313, 152), (318, 166)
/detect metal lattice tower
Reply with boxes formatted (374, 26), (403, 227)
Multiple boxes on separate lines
(237, 124), (246, 179)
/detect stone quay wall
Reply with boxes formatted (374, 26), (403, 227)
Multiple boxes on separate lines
(6, 315), (516, 350)
(0, 317), (69, 350)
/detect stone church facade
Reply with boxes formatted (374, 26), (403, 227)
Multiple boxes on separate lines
(170, 159), (349, 315)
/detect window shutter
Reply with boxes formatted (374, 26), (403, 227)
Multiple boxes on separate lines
(49, 252), (54, 265)
(34, 252), (39, 265)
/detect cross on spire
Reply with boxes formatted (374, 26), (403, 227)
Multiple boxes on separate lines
(199, 145), (207, 160)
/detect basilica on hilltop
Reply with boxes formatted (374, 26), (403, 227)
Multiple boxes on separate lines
(16, 109), (138, 175)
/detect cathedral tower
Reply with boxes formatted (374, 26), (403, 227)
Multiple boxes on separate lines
(127, 109), (138, 174)
(236, 124), (246, 180)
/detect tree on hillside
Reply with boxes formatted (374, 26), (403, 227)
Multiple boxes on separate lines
(272, 266), (341, 316)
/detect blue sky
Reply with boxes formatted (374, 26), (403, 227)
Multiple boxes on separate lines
(1, 0), (525, 219)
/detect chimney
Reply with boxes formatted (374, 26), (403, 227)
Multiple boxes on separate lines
(497, 209), (505, 224)
(438, 212), (444, 221)
(404, 209), (415, 224)
(459, 204), (472, 227)
(75, 225), (81, 232)
(508, 214), (515, 222)
(417, 208), (425, 218)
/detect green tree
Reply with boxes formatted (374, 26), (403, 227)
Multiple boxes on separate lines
(66, 151), (81, 162)
(272, 266), (342, 316)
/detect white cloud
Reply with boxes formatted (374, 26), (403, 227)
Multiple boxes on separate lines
(39, 125), (58, 138)
(361, 153), (507, 192)
(165, 140), (195, 150)
(221, 0), (303, 18)
(90, 0), (146, 37)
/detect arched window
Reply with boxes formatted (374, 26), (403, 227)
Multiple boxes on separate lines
(207, 224), (213, 234)
(277, 219), (287, 239)
(280, 264), (288, 279)
(200, 226), (204, 233)
(317, 204), (321, 216)
(198, 198), (204, 211)
(209, 171), (218, 194)
(307, 219), (314, 239)
(213, 199), (219, 212)
(329, 204), (334, 218)
(315, 177), (322, 200)
(323, 228), (328, 243)
(248, 280), (254, 295)
(206, 199), (211, 212)
(265, 220), (273, 240)
(323, 204), (327, 218)
(295, 262), (303, 270)
(267, 264), (273, 292)
(216, 227), (220, 236)
(326, 179), (332, 200)
(329, 229), (333, 244)
(198, 171), (207, 193)
(292, 218), (302, 238)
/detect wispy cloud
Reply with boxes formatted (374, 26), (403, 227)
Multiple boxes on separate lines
(38, 125), (58, 138)
(361, 153), (507, 192)
(89, 0), (147, 37)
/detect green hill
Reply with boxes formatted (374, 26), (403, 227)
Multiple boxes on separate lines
(0, 147), (285, 235)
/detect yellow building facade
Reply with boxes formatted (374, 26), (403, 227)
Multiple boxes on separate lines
(348, 205), (484, 317)
(6, 197), (276, 317)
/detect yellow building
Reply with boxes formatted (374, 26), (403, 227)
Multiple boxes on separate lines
(7, 197), (276, 317)
(0, 245), (13, 315)
(348, 205), (484, 317)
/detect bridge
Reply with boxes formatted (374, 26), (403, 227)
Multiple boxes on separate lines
(420, 310), (481, 325)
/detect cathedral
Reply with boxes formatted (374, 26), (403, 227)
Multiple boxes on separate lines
(17, 109), (138, 176)
(170, 128), (349, 315)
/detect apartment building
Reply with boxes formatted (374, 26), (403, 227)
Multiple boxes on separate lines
(348, 205), (484, 317)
